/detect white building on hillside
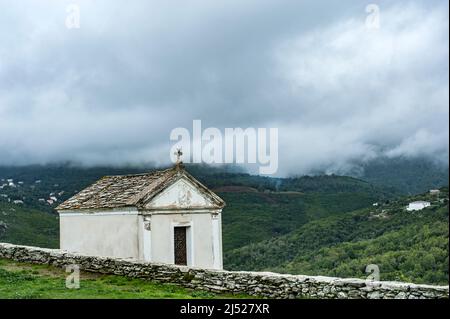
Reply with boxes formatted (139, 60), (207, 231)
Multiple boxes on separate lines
(406, 201), (431, 211)
(56, 162), (225, 270)
(430, 189), (440, 195)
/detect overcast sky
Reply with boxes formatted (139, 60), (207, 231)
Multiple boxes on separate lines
(0, 0), (448, 176)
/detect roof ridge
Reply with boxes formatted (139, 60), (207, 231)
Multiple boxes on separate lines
(103, 167), (174, 178)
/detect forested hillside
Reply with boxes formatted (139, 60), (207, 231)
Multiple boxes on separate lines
(0, 163), (448, 285)
(225, 188), (449, 285)
(219, 190), (386, 251)
(0, 164), (392, 251)
(359, 157), (449, 195)
(0, 202), (58, 248)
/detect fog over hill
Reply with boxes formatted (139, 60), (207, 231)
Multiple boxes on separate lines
(0, 0), (448, 176)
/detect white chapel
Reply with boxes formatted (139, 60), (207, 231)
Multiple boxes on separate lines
(56, 160), (225, 270)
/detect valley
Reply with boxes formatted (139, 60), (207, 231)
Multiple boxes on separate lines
(0, 159), (448, 285)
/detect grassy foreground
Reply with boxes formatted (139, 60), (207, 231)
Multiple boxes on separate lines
(0, 259), (249, 299)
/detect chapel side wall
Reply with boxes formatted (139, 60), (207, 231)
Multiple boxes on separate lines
(59, 212), (139, 259)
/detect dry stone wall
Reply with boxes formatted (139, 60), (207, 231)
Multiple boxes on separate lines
(0, 243), (448, 299)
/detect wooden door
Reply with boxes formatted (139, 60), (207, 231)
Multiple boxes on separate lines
(174, 227), (187, 265)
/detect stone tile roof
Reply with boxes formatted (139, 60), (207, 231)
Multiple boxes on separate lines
(56, 166), (225, 211)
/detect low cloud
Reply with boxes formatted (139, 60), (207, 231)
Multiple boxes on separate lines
(0, 0), (448, 176)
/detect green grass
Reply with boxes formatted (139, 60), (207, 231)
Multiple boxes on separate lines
(0, 259), (250, 299)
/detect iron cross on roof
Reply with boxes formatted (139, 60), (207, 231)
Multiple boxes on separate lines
(174, 148), (183, 165)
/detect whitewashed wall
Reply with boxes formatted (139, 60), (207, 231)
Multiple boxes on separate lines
(60, 210), (139, 259)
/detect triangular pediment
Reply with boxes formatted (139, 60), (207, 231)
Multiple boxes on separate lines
(143, 176), (222, 210)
